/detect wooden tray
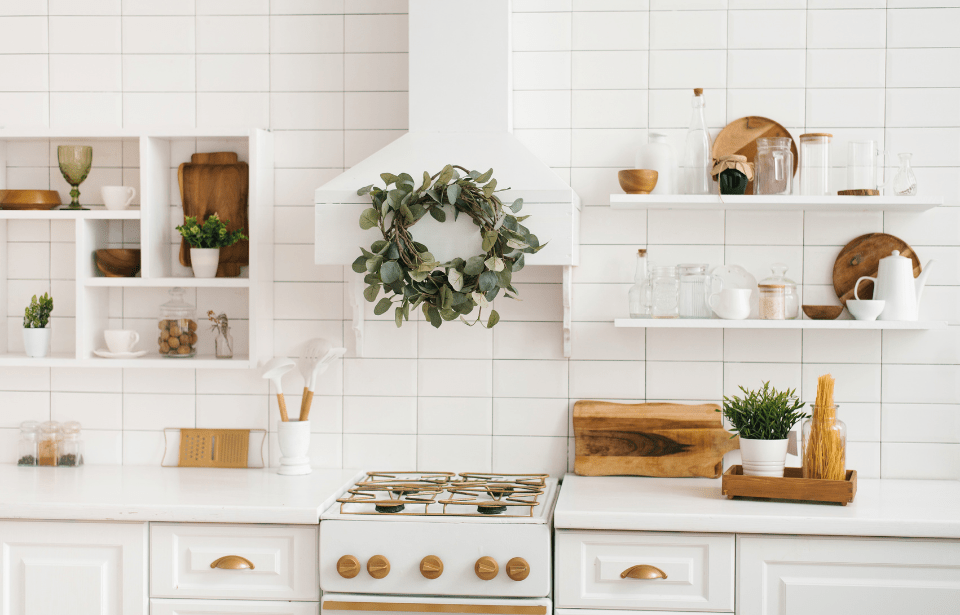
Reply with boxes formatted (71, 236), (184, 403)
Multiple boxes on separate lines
(721, 465), (857, 505)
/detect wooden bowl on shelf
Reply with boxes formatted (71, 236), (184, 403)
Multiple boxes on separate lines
(802, 305), (843, 320)
(1, 190), (61, 210)
(618, 170), (658, 195)
(95, 249), (141, 278)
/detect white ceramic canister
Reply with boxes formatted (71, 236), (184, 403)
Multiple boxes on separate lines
(277, 419), (312, 475)
(636, 132), (677, 195)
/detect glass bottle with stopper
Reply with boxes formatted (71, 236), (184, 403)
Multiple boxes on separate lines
(684, 88), (712, 195)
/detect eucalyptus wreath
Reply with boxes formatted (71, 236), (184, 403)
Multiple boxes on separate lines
(352, 165), (545, 329)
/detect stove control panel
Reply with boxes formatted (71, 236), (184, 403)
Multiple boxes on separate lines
(475, 556), (499, 580)
(506, 557), (530, 581)
(337, 555), (360, 579)
(367, 555), (391, 579)
(419, 555), (443, 579)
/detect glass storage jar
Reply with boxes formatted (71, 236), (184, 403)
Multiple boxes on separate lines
(18, 421), (40, 466)
(802, 405), (847, 480)
(754, 137), (794, 195)
(58, 421), (84, 467)
(38, 421), (60, 466)
(677, 263), (711, 318)
(798, 133), (832, 196)
(650, 266), (679, 319)
(760, 264), (799, 320)
(159, 287), (198, 358)
(758, 284), (785, 320)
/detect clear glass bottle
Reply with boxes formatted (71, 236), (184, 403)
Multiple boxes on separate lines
(893, 153), (918, 196)
(755, 137), (794, 195)
(650, 266), (680, 319)
(628, 249), (650, 318)
(38, 421), (60, 467)
(18, 421), (40, 466)
(802, 405), (847, 480)
(758, 284), (785, 320)
(159, 287), (197, 358)
(58, 421), (84, 467)
(760, 264), (799, 320)
(678, 263), (711, 318)
(215, 325), (233, 359)
(683, 88), (712, 195)
(798, 133), (832, 196)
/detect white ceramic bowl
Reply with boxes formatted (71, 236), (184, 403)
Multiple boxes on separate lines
(846, 299), (885, 321)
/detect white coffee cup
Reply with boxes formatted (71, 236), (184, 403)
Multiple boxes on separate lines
(101, 186), (136, 210)
(708, 288), (753, 320)
(104, 329), (140, 353)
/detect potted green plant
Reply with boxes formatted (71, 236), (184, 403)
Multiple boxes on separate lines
(720, 382), (808, 477)
(175, 213), (247, 278)
(22, 293), (53, 358)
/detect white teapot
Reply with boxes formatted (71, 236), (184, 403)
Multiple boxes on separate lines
(855, 250), (934, 321)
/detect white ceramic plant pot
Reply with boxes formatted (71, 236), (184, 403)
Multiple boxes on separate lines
(190, 247), (220, 278)
(22, 327), (51, 358)
(277, 420), (311, 476)
(739, 438), (789, 477)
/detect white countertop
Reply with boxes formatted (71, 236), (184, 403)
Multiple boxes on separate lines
(0, 465), (361, 525)
(555, 474), (960, 539)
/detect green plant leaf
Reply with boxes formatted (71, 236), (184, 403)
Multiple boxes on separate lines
(510, 198), (523, 213)
(486, 309), (500, 328)
(363, 284), (380, 302)
(380, 260), (402, 284)
(484, 256), (505, 272)
(374, 297), (392, 315)
(351, 255), (368, 274)
(478, 270), (497, 292)
(429, 206), (446, 223)
(476, 168), (493, 183)
(395, 306), (403, 327)
(359, 208), (380, 230)
(482, 231), (498, 252)
(448, 268), (464, 292)
(464, 255), (485, 276)
(446, 183), (461, 204)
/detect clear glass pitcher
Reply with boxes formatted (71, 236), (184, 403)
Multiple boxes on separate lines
(754, 137), (794, 195)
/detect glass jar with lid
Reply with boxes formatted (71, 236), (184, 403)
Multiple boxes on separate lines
(58, 421), (84, 467)
(677, 263), (711, 318)
(18, 421), (40, 466)
(755, 137), (794, 195)
(38, 421), (60, 466)
(159, 287), (198, 358)
(799, 133), (832, 196)
(650, 266), (679, 319)
(760, 263), (799, 319)
(758, 284), (785, 320)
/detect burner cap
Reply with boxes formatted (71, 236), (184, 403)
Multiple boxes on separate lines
(375, 503), (406, 513)
(477, 503), (507, 515)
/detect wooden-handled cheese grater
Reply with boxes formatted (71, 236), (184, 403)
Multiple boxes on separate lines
(178, 429), (250, 468)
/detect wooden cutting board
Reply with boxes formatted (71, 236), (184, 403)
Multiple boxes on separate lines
(712, 116), (798, 195)
(178, 161), (249, 277)
(833, 233), (921, 306)
(574, 400), (739, 479)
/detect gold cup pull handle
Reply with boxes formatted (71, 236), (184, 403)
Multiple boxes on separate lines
(210, 555), (255, 570)
(621, 564), (667, 580)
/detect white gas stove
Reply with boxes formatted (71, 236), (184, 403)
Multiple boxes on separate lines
(320, 471), (558, 613)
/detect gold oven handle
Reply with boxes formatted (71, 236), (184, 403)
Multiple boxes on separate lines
(620, 564), (667, 580)
(210, 555), (255, 570)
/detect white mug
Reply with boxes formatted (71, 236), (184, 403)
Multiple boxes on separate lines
(104, 329), (140, 353)
(101, 186), (136, 210)
(708, 288), (753, 320)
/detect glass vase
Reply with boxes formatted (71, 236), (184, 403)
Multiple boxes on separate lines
(893, 152), (918, 196)
(801, 405), (847, 480)
(215, 326), (234, 359)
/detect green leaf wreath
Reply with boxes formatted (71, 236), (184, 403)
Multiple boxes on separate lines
(353, 165), (545, 329)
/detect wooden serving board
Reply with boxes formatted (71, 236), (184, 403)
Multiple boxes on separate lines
(573, 400), (739, 479)
(721, 465), (857, 505)
(833, 232), (921, 306)
(712, 116), (797, 195)
(178, 161), (249, 277)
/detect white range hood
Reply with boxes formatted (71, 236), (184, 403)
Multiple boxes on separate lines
(315, 0), (580, 355)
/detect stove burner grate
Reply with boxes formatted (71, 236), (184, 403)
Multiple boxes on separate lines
(375, 502), (406, 513)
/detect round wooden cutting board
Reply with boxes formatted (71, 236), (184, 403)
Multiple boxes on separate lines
(712, 116), (798, 195)
(833, 233), (922, 305)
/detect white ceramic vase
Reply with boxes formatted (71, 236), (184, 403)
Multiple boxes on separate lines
(635, 132), (677, 195)
(277, 420), (311, 476)
(190, 247), (220, 278)
(739, 438), (789, 477)
(22, 327), (51, 358)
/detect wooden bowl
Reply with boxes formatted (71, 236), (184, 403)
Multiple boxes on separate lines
(95, 249), (141, 278)
(618, 170), (658, 195)
(1, 189), (61, 210)
(802, 305), (843, 320)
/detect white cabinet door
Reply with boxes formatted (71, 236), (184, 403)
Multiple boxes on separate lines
(0, 520), (147, 615)
(739, 535), (960, 615)
(151, 599), (318, 614)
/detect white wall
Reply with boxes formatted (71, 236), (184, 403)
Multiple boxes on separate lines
(0, 0), (958, 479)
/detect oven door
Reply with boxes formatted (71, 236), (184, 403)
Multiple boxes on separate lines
(321, 593), (551, 615)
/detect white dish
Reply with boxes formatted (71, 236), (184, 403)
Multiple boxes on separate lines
(93, 349), (147, 359)
(711, 265), (759, 318)
(846, 299), (885, 321)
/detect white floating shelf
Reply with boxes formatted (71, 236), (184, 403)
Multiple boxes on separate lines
(0, 353), (253, 369)
(0, 128), (252, 139)
(614, 318), (948, 330)
(609, 194), (941, 212)
(84, 277), (250, 288)
(0, 207), (140, 220)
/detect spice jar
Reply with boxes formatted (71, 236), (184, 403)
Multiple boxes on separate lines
(159, 287), (198, 358)
(760, 264), (799, 320)
(650, 266), (679, 319)
(38, 421), (60, 466)
(18, 421), (40, 466)
(758, 284), (785, 320)
(58, 421), (84, 467)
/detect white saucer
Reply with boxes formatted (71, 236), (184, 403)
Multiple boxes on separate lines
(94, 349), (147, 359)
(711, 265), (760, 318)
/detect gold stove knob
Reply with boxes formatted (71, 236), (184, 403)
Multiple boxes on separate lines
(420, 555), (444, 579)
(367, 554), (390, 579)
(475, 556), (498, 580)
(337, 555), (360, 579)
(506, 557), (530, 581)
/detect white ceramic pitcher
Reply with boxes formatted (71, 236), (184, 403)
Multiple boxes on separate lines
(855, 250), (934, 321)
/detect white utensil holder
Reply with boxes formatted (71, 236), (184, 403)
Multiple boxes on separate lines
(277, 419), (311, 476)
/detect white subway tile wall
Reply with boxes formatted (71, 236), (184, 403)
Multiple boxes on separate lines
(0, 2), (957, 478)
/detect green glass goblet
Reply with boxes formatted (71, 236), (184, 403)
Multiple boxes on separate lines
(57, 145), (93, 210)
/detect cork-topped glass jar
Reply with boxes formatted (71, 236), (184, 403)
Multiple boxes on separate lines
(159, 287), (198, 358)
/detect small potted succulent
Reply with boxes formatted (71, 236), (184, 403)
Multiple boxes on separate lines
(176, 213), (247, 278)
(720, 382), (808, 477)
(22, 293), (53, 358)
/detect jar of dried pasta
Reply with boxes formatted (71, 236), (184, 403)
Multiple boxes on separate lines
(158, 287), (198, 358)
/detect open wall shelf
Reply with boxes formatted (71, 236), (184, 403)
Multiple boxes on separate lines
(609, 194), (942, 212)
(614, 318), (948, 330)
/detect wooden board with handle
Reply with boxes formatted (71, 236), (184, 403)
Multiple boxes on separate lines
(833, 232), (921, 306)
(178, 161), (249, 277)
(574, 400), (739, 478)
